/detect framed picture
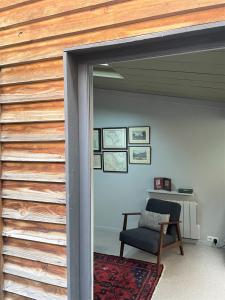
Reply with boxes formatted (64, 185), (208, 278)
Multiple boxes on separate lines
(103, 151), (128, 173)
(129, 126), (150, 144)
(94, 154), (102, 169)
(129, 146), (151, 164)
(102, 127), (127, 149)
(93, 128), (101, 152)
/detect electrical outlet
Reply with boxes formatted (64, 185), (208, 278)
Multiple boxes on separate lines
(207, 236), (219, 245)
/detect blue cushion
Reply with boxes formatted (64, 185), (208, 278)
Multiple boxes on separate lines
(120, 227), (176, 254)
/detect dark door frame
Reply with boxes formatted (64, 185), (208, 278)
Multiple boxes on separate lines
(63, 21), (225, 300)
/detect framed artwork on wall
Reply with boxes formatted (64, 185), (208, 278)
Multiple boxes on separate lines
(103, 151), (128, 173)
(94, 154), (102, 169)
(102, 127), (127, 149)
(93, 128), (101, 152)
(129, 126), (150, 144)
(129, 146), (151, 164)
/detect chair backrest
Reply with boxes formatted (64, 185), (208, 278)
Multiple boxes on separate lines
(146, 198), (181, 237)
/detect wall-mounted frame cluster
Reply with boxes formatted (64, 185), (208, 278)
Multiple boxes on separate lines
(93, 126), (151, 172)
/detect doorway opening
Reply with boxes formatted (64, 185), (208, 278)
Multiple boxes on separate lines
(64, 23), (225, 300)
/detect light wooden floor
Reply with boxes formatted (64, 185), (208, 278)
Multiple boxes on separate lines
(94, 228), (225, 300)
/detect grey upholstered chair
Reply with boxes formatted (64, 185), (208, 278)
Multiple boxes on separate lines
(119, 198), (184, 274)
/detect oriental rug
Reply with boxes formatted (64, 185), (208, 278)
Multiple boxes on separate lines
(94, 252), (163, 300)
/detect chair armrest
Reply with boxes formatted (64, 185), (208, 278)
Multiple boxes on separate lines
(121, 212), (141, 231)
(158, 221), (181, 225)
(122, 212), (141, 216)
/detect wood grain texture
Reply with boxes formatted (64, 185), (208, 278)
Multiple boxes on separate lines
(2, 200), (66, 224)
(1, 122), (65, 142)
(2, 181), (66, 204)
(0, 59), (63, 85)
(1, 5), (225, 66)
(0, 0), (33, 11)
(4, 274), (67, 300)
(1, 0), (225, 48)
(1, 142), (65, 162)
(0, 0), (119, 29)
(0, 106), (3, 299)
(3, 220), (66, 245)
(4, 291), (32, 300)
(1, 162), (65, 182)
(0, 80), (64, 104)
(1, 100), (64, 123)
(4, 256), (67, 287)
(3, 238), (67, 267)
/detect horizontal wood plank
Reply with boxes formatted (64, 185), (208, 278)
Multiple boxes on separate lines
(1, 0), (225, 48)
(0, 59), (63, 85)
(4, 291), (32, 300)
(0, 0), (33, 11)
(1, 100), (64, 123)
(4, 256), (67, 287)
(1, 162), (65, 182)
(3, 237), (67, 267)
(2, 181), (66, 204)
(0, 0), (118, 28)
(0, 80), (64, 104)
(1, 122), (65, 142)
(1, 142), (65, 162)
(1, 5), (225, 66)
(2, 200), (66, 224)
(3, 220), (66, 245)
(4, 274), (67, 300)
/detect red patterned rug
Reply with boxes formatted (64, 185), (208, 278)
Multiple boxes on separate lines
(94, 252), (163, 300)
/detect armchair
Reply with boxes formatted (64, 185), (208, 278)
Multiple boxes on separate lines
(119, 198), (184, 275)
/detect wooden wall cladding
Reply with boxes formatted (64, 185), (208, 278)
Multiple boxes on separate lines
(1, 142), (65, 162)
(0, 59), (63, 86)
(2, 181), (66, 204)
(1, 162), (65, 182)
(4, 274), (67, 300)
(1, 0), (225, 298)
(3, 219), (66, 245)
(1, 122), (65, 142)
(0, 81), (64, 104)
(1, 101), (64, 123)
(3, 256), (67, 287)
(3, 237), (67, 267)
(2, 200), (66, 224)
(4, 291), (32, 300)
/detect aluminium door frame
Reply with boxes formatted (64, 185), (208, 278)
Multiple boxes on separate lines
(63, 21), (225, 300)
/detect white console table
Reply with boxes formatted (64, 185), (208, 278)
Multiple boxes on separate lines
(147, 189), (200, 240)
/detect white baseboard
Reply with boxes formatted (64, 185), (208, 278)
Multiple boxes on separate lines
(95, 225), (120, 233)
(197, 239), (224, 248)
(184, 238), (224, 248)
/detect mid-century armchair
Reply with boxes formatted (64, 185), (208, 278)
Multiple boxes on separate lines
(119, 198), (184, 275)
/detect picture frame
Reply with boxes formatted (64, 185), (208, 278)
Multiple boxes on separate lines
(102, 127), (127, 150)
(129, 126), (150, 144)
(129, 146), (151, 164)
(93, 128), (101, 152)
(103, 151), (128, 173)
(93, 154), (102, 169)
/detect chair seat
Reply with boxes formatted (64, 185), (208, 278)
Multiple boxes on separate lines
(120, 227), (176, 254)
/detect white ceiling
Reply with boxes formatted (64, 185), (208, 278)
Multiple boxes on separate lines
(93, 49), (225, 102)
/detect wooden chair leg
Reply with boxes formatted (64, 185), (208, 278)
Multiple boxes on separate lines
(120, 242), (124, 257)
(176, 223), (184, 256)
(157, 225), (164, 276)
(156, 252), (162, 276)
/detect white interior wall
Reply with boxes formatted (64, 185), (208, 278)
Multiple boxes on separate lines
(93, 88), (225, 244)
